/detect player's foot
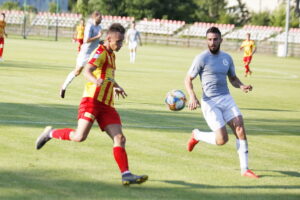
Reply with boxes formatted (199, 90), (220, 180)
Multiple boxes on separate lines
(36, 126), (52, 150)
(60, 88), (66, 98)
(0, 57), (3, 62)
(187, 130), (199, 152)
(122, 173), (148, 186)
(242, 169), (259, 179)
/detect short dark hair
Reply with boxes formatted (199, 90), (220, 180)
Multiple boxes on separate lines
(206, 27), (221, 37)
(92, 11), (101, 18)
(1, 13), (5, 18)
(108, 23), (125, 35)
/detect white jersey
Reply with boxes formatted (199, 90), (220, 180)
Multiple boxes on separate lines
(76, 19), (102, 67)
(81, 19), (102, 55)
(127, 28), (140, 43)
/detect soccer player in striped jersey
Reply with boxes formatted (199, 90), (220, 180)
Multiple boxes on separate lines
(240, 33), (256, 77)
(0, 13), (7, 61)
(36, 23), (148, 186)
(73, 18), (85, 52)
(61, 11), (102, 98)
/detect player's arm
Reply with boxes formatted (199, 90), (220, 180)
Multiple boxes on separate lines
(83, 63), (103, 86)
(252, 44), (257, 56)
(185, 74), (200, 110)
(138, 32), (142, 46)
(4, 25), (7, 37)
(84, 24), (102, 43)
(86, 31), (102, 43)
(228, 75), (252, 93)
(125, 31), (129, 44)
(87, 31), (102, 43)
(239, 44), (244, 51)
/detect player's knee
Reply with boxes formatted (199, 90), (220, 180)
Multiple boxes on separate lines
(72, 135), (87, 142)
(74, 70), (81, 76)
(236, 126), (246, 140)
(114, 134), (126, 146)
(216, 135), (228, 145)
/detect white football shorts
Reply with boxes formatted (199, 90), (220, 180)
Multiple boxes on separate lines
(76, 51), (91, 68)
(128, 41), (138, 50)
(201, 94), (242, 131)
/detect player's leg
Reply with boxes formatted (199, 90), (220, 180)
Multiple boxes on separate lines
(60, 51), (87, 98)
(0, 37), (4, 60)
(129, 48), (134, 63)
(243, 57), (249, 77)
(187, 99), (229, 151)
(223, 95), (258, 178)
(60, 66), (83, 98)
(247, 56), (253, 75)
(227, 116), (258, 178)
(78, 39), (83, 52)
(132, 46), (137, 63)
(35, 119), (93, 150)
(104, 124), (148, 185)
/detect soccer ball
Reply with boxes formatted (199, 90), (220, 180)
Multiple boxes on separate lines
(165, 90), (186, 111)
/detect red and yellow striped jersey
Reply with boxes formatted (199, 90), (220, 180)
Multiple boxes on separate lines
(76, 24), (84, 39)
(241, 40), (256, 57)
(83, 45), (116, 107)
(0, 21), (6, 38)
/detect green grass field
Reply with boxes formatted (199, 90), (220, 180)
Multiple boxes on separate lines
(0, 38), (299, 200)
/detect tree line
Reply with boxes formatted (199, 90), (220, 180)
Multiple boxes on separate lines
(1, 0), (299, 27)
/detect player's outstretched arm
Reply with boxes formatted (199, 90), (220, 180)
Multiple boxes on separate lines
(229, 75), (253, 93)
(184, 74), (200, 110)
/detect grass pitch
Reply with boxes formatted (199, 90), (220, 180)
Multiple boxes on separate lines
(0, 38), (299, 200)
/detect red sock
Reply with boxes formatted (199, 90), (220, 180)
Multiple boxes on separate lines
(245, 65), (249, 73)
(51, 128), (74, 140)
(113, 146), (129, 173)
(0, 48), (3, 57)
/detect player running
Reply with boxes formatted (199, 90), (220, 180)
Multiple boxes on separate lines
(185, 27), (259, 179)
(240, 33), (256, 77)
(36, 23), (148, 186)
(0, 13), (8, 61)
(61, 11), (103, 98)
(73, 18), (85, 52)
(126, 21), (142, 63)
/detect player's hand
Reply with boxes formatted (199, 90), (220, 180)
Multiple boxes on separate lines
(114, 87), (127, 99)
(188, 97), (200, 110)
(241, 85), (253, 93)
(95, 78), (104, 86)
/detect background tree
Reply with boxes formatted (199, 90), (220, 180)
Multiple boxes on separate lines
(227, 0), (250, 26)
(49, 2), (60, 13)
(77, 0), (90, 16)
(250, 11), (271, 26)
(88, 0), (126, 16)
(68, 0), (77, 12)
(0, 1), (21, 10)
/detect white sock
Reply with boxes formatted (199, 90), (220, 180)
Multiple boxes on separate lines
(132, 52), (136, 62)
(129, 52), (133, 62)
(236, 139), (249, 174)
(122, 170), (131, 176)
(62, 71), (76, 90)
(193, 129), (216, 145)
